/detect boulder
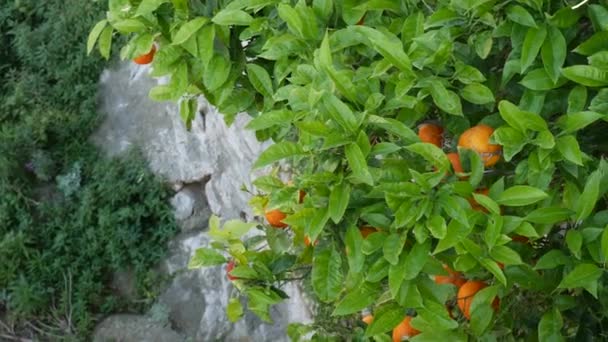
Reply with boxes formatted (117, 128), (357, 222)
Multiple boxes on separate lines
(92, 62), (312, 342)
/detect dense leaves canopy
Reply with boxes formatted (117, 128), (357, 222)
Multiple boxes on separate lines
(93, 0), (608, 340)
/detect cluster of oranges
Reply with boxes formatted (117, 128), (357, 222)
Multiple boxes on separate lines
(418, 122), (502, 170)
(433, 265), (500, 320)
(361, 311), (419, 341)
(226, 186), (308, 280)
(418, 122), (501, 212)
(361, 263), (499, 340)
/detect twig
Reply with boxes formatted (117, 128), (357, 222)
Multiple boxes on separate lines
(572, 0), (590, 9)
(0, 333), (32, 342)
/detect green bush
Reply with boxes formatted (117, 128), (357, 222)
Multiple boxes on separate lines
(1, 0), (178, 338)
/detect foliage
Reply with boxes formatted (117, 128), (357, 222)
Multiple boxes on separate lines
(93, 0), (608, 340)
(1, 0), (178, 338)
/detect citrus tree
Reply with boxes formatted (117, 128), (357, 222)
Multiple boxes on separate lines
(89, 0), (608, 340)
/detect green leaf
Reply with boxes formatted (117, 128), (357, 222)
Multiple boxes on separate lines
(498, 100), (547, 132)
(112, 19), (147, 33)
(246, 110), (292, 131)
(345, 143), (374, 185)
(428, 81), (463, 116)
(313, 0), (333, 19)
(87, 20), (108, 55)
(345, 225), (365, 273)
(406, 143), (450, 171)
(253, 142), (306, 169)
(351, 26), (412, 72)
(413, 300), (458, 331)
(307, 207), (330, 241)
(490, 245), (523, 265)
(520, 68), (566, 90)
(455, 62), (486, 84)
(212, 9), (254, 26)
(173, 17), (209, 45)
(474, 30), (493, 60)
(227, 298), (244, 322)
(548, 7), (582, 28)
(574, 31), (608, 56)
(371, 142), (402, 155)
(149, 85), (173, 101)
(389, 252), (409, 297)
(601, 225), (608, 262)
(365, 303), (404, 337)
(469, 286), (499, 335)
(136, 0), (168, 15)
(567, 86), (588, 113)
(332, 283), (379, 316)
(541, 25), (566, 83)
(589, 51), (608, 69)
(558, 111), (603, 134)
(471, 193), (500, 215)
(566, 230), (582, 259)
(434, 220), (471, 255)
(312, 246), (344, 302)
(329, 182), (351, 223)
(538, 308), (564, 342)
(179, 98), (197, 129)
(383, 233), (404, 266)
(278, 4), (304, 38)
(497, 185), (548, 206)
(525, 207), (573, 224)
(403, 241), (431, 280)
(368, 115), (418, 143)
(479, 257), (507, 286)
(322, 94), (358, 133)
(562, 65), (608, 87)
(492, 127), (526, 161)
(98, 26), (114, 60)
(534, 250), (570, 270)
(575, 169), (603, 222)
(558, 263), (602, 297)
(427, 215), (447, 239)
(521, 25), (547, 73)
(204, 55), (231, 91)
(188, 248), (226, 268)
(506, 5), (537, 27)
(210, 219), (257, 241)
(460, 83), (495, 104)
(556, 135), (583, 166)
(246, 64), (274, 97)
(484, 214), (503, 249)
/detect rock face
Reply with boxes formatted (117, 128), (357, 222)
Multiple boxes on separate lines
(92, 62), (312, 342)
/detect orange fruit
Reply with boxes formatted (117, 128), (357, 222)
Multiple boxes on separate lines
(304, 236), (318, 247)
(362, 314), (374, 325)
(468, 188), (490, 212)
(298, 190), (306, 204)
(457, 280), (499, 320)
(511, 235), (529, 243)
(458, 125), (502, 167)
(418, 123), (444, 148)
(226, 260), (238, 281)
(133, 45), (156, 65)
(356, 14), (366, 25)
(265, 209), (288, 228)
(392, 316), (420, 342)
(446, 152), (466, 178)
(434, 264), (466, 288)
(360, 226), (378, 239)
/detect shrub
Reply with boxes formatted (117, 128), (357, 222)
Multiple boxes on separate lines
(1, 0), (178, 338)
(92, 0), (608, 340)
